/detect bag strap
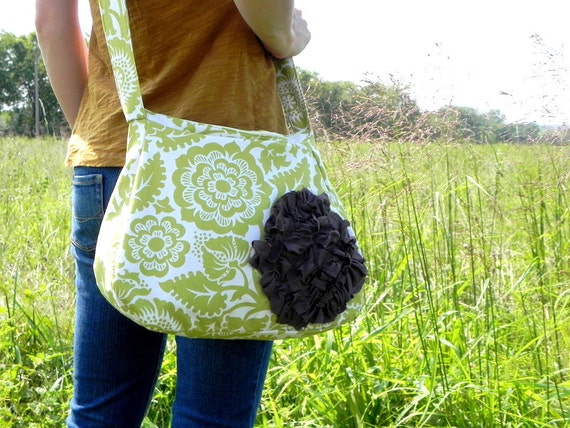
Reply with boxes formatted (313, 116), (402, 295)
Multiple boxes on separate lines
(97, 0), (312, 134)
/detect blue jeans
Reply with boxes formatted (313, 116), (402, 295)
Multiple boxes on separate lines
(67, 167), (273, 428)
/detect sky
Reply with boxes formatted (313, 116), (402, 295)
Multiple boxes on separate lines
(1, 0), (569, 125)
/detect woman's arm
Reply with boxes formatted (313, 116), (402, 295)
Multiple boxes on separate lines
(35, 0), (88, 127)
(233, 0), (310, 58)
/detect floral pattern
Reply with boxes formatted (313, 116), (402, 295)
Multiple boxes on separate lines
(130, 298), (193, 335)
(131, 152), (167, 213)
(160, 272), (228, 317)
(201, 236), (251, 282)
(108, 44), (139, 112)
(93, 0), (366, 340)
(173, 142), (271, 234)
(126, 216), (189, 277)
(105, 271), (151, 309)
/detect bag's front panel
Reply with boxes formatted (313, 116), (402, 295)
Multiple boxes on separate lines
(95, 113), (363, 339)
(95, 0), (365, 339)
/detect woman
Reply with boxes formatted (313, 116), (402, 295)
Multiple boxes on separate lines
(35, 1), (310, 426)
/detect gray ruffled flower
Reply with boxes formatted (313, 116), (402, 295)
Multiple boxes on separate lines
(250, 189), (367, 330)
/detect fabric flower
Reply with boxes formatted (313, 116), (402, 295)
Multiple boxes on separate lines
(250, 189), (367, 329)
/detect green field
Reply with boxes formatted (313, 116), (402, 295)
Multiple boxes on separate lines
(1, 138), (569, 427)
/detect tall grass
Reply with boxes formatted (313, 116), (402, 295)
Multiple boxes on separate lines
(0, 138), (73, 425)
(1, 138), (569, 427)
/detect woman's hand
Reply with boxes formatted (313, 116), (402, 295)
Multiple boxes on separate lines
(286, 8), (311, 57)
(233, 0), (311, 58)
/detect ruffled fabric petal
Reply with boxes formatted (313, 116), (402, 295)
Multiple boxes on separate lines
(250, 189), (367, 329)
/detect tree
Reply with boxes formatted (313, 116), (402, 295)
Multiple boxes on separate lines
(298, 71), (422, 141)
(297, 69), (560, 145)
(0, 32), (67, 137)
(350, 76), (421, 141)
(297, 69), (359, 139)
(498, 122), (541, 144)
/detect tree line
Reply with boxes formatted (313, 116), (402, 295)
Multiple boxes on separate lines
(298, 70), (569, 145)
(0, 32), (67, 137)
(1, 32), (568, 144)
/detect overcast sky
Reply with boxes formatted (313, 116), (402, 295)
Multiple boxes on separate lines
(295, 0), (569, 125)
(2, 0), (568, 125)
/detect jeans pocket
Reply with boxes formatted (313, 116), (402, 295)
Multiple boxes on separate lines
(71, 173), (104, 253)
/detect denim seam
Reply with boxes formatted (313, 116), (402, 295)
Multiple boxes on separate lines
(70, 173), (104, 253)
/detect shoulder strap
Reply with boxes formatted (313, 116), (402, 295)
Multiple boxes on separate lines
(98, 0), (144, 122)
(97, 0), (312, 134)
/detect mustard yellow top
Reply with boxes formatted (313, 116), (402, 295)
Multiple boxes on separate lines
(67, 0), (287, 167)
